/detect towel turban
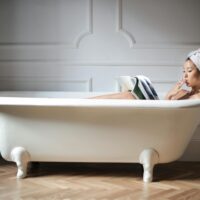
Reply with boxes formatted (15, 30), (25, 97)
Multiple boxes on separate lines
(187, 48), (200, 71)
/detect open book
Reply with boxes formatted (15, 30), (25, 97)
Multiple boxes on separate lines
(119, 75), (159, 100)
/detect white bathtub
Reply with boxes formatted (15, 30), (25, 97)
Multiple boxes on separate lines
(0, 91), (200, 182)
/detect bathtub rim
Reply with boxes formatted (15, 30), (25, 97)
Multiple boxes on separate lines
(0, 96), (200, 108)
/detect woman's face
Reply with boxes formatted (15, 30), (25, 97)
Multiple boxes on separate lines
(183, 59), (200, 88)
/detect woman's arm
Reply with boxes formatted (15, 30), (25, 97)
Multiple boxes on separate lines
(167, 89), (190, 100)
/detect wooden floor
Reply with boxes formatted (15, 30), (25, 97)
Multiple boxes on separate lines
(0, 156), (200, 200)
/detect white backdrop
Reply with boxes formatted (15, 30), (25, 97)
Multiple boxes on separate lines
(0, 0), (200, 160)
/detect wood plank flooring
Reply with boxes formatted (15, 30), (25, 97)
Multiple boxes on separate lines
(0, 155), (200, 200)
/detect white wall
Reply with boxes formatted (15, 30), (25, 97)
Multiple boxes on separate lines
(0, 0), (199, 160)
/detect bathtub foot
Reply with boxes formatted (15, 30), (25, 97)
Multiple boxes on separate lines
(11, 147), (30, 179)
(139, 148), (159, 183)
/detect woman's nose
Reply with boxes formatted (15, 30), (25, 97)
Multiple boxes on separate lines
(183, 73), (188, 78)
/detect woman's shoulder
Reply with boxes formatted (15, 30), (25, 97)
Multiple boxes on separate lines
(188, 93), (200, 99)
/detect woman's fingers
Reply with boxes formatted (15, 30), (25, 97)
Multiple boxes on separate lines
(176, 79), (185, 89)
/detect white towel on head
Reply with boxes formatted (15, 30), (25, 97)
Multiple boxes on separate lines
(187, 48), (200, 71)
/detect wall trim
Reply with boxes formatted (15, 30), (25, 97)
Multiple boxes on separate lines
(0, 0), (93, 49)
(116, 0), (200, 49)
(116, 0), (136, 48)
(129, 43), (200, 49)
(73, 0), (93, 48)
(0, 60), (183, 67)
(0, 44), (199, 49)
(0, 76), (93, 92)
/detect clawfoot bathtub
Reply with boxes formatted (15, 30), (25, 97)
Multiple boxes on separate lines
(0, 92), (200, 182)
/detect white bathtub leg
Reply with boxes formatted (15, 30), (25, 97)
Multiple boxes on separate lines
(139, 148), (159, 183)
(10, 147), (30, 179)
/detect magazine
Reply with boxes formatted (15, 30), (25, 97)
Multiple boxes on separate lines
(119, 75), (159, 100)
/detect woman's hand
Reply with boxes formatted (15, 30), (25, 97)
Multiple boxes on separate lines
(165, 79), (188, 100)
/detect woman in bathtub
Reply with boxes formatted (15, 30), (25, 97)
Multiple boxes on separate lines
(90, 49), (200, 100)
